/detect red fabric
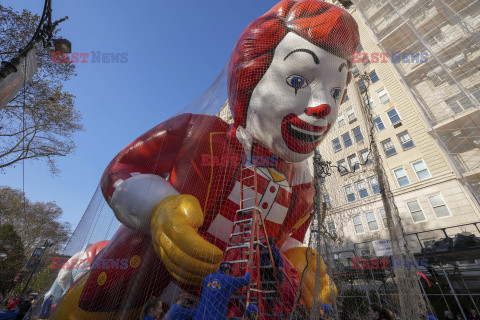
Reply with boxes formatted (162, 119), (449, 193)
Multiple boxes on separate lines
(85, 240), (109, 265)
(7, 298), (18, 309)
(97, 114), (313, 313)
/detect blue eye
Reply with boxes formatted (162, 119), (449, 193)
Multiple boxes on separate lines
(286, 75), (308, 94)
(331, 87), (341, 100)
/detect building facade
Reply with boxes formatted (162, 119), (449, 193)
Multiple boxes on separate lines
(311, 0), (480, 259)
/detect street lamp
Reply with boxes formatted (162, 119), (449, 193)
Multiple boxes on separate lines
(52, 38), (71, 54)
(20, 239), (54, 296)
(0, 0), (71, 110)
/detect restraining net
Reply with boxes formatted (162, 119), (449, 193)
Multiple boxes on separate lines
(46, 0), (479, 319)
(309, 1), (479, 319)
(351, 0), (480, 204)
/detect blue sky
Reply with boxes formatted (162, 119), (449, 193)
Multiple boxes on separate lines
(2, 0), (280, 231)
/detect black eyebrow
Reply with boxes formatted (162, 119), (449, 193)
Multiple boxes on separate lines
(339, 63), (347, 72)
(284, 49), (319, 64)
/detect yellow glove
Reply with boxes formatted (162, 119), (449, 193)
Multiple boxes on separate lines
(150, 194), (223, 285)
(284, 247), (337, 311)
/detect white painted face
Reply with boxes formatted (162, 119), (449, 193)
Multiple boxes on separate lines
(245, 32), (349, 163)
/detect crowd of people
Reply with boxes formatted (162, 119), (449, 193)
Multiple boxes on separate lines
(3, 236), (478, 320)
(442, 309), (479, 320)
(364, 303), (480, 320)
(0, 294), (36, 320)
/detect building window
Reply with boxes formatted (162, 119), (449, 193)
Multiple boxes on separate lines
(352, 126), (364, 142)
(348, 154), (360, 171)
(387, 108), (401, 125)
(365, 211), (379, 231)
(342, 132), (353, 148)
(332, 138), (342, 152)
(446, 98), (466, 114)
(346, 107), (356, 122)
(377, 87), (390, 104)
(345, 185), (356, 202)
(338, 160), (348, 175)
(382, 139), (397, 157)
(352, 214), (364, 234)
(327, 221), (337, 237)
(428, 194), (451, 218)
(323, 194), (331, 208)
(407, 200), (427, 222)
(369, 176), (380, 194)
(374, 116), (385, 131)
(412, 160), (431, 180)
(356, 181), (369, 198)
(364, 96), (376, 108)
(352, 65), (360, 77)
(369, 71), (379, 83)
(319, 176), (326, 184)
(426, 65), (450, 87)
(468, 87), (480, 105)
(360, 149), (372, 165)
(362, 55), (370, 66)
(379, 208), (387, 228)
(337, 114), (345, 127)
(357, 80), (366, 92)
(398, 131), (415, 150)
(360, 248), (371, 256)
(393, 167), (410, 187)
(423, 239), (436, 248)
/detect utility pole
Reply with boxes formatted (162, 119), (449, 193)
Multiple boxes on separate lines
(20, 240), (53, 297)
(357, 72), (425, 319)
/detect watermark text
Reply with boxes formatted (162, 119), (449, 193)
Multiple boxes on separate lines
(352, 51), (429, 64)
(51, 51), (128, 63)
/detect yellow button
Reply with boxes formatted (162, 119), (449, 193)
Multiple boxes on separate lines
(130, 255), (141, 268)
(97, 271), (107, 286)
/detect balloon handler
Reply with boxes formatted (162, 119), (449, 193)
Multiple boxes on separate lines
(52, 1), (359, 319)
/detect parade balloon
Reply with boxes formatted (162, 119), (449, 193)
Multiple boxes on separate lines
(52, 1), (359, 318)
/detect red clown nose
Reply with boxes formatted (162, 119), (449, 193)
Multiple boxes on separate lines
(305, 104), (332, 119)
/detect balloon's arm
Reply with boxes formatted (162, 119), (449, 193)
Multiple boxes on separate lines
(101, 113), (196, 198)
(283, 247), (336, 310)
(100, 114), (195, 231)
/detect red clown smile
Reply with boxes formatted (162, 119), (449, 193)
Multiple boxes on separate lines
(281, 113), (330, 154)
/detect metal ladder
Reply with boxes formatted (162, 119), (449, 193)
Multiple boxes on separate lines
(225, 160), (286, 319)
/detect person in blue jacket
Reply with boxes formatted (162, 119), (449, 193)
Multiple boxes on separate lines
(37, 295), (53, 320)
(193, 260), (252, 320)
(245, 304), (258, 320)
(162, 293), (198, 320)
(140, 297), (163, 320)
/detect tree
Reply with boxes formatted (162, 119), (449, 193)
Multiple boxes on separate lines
(0, 223), (25, 297)
(30, 265), (56, 294)
(0, 5), (83, 174)
(0, 186), (71, 256)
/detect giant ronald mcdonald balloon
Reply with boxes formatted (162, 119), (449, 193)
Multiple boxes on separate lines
(52, 1), (359, 319)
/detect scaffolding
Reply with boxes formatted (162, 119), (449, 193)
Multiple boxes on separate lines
(327, 221), (480, 319)
(350, 0), (480, 205)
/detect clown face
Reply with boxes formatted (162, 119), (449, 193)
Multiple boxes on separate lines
(245, 32), (349, 163)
